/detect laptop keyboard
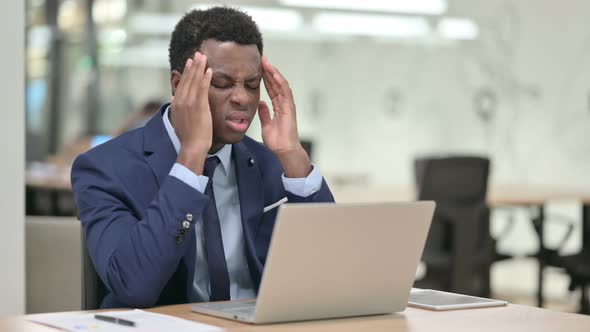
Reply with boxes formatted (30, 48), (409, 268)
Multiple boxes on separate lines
(227, 306), (256, 315)
(200, 300), (257, 316)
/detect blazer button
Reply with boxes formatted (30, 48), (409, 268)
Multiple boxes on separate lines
(180, 228), (187, 235)
(185, 213), (193, 222)
(175, 235), (183, 244)
(182, 220), (190, 229)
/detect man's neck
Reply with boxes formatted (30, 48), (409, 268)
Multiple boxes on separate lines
(208, 142), (225, 155)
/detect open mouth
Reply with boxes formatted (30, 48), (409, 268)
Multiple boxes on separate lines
(226, 118), (249, 133)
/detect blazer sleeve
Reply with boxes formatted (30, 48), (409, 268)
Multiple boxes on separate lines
(71, 152), (208, 308)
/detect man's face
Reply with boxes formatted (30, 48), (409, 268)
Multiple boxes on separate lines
(199, 39), (262, 150)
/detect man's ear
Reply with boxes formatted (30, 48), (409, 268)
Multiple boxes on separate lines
(170, 70), (182, 96)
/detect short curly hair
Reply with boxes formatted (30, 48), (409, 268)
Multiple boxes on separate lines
(168, 6), (264, 73)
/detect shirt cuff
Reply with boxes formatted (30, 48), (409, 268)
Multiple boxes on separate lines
(169, 163), (209, 193)
(281, 164), (323, 197)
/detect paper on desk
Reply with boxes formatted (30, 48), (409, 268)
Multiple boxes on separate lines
(28, 309), (224, 332)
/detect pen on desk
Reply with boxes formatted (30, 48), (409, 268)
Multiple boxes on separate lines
(94, 314), (136, 327)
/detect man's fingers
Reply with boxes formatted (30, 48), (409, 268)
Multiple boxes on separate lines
(272, 70), (293, 101)
(262, 55), (277, 76)
(267, 69), (294, 116)
(174, 58), (193, 98)
(173, 52), (211, 116)
(198, 68), (212, 107)
(262, 56), (278, 98)
(186, 52), (203, 102)
(262, 56), (293, 101)
(194, 53), (207, 86)
(178, 52), (201, 98)
(262, 69), (277, 99)
(257, 100), (272, 128)
(200, 67), (212, 89)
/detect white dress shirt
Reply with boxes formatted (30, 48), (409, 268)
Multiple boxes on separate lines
(162, 107), (323, 301)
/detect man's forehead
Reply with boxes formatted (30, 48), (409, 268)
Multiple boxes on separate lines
(199, 39), (260, 58)
(212, 70), (261, 81)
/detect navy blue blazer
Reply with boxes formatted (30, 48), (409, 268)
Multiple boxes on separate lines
(71, 105), (335, 308)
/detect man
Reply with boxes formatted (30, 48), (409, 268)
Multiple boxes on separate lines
(71, 6), (334, 309)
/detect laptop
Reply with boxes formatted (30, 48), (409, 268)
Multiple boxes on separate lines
(191, 201), (435, 324)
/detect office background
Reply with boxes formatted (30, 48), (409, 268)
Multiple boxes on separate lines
(2, 0), (590, 316)
(25, 0), (590, 189)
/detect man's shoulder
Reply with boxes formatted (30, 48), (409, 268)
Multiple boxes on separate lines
(84, 128), (145, 161)
(73, 128), (147, 175)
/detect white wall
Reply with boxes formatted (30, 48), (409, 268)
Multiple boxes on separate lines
(0, 1), (25, 316)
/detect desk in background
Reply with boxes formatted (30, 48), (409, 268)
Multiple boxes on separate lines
(26, 163), (73, 216)
(487, 186), (590, 310)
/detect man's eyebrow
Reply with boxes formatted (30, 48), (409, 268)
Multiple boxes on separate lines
(212, 71), (261, 82)
(245, 74), (262, 82)
(212, 72), (232, 80)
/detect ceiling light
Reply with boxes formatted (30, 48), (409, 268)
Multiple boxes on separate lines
(242, 6), (303, 32)
(93, 0), (127, 24)
(191, 4), (303, 32)
(437, 18), (479, 40)
(128, 13), (179, 35)
(280, 0), (447, 15)
(313, 13), (431, 38)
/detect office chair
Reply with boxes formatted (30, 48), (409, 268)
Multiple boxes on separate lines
(558, 209), (590, 314)
(81, 229), (108, 310)
(561, 250), (590, 314)
(413, 156), (510, 297)
(524, 206), (577, 308)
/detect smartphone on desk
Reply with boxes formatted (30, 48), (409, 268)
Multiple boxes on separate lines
(408, 288), (508, 311)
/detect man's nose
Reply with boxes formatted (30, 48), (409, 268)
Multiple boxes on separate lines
(229, 85), (250, 106)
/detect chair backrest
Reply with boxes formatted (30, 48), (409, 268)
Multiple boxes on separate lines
(415, 155), (491, 248)
(26, 217), (81, 313)
(415, 156), (489, 204)
(81, 228), (108, 310)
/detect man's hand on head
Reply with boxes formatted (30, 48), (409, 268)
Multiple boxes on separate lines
(171, 52), (213, 175)
(258, 56), (312, 178)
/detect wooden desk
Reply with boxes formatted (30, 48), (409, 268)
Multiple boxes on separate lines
(26, 169), (71, 191)
(25, 164), (73, 216)
(3, 303), (590, 332)
(332, 185), (590, 206)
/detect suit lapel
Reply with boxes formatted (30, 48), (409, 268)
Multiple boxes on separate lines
(232, 141), (265, 240)
(142, 104), (177, 187)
